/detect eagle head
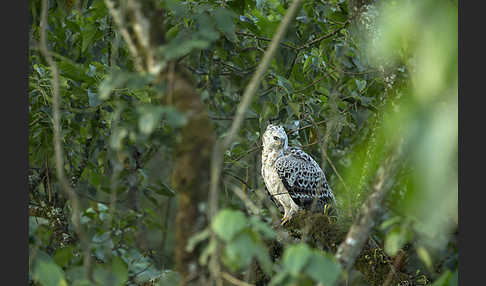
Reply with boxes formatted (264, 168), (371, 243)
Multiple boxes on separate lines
(262, 124), (288, 151)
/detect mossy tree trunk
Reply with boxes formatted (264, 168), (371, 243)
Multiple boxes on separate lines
(105, 1), (215, 283)
(167, 73), (214, 283)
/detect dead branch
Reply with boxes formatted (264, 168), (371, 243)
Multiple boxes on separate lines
(335, 147), (402, 273)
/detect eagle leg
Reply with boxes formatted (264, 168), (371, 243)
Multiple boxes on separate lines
(280, 206), (297, 225)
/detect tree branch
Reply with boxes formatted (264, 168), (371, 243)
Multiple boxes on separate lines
(222, 271), (255, 286)
(235, 31), (297, 50)
(296, 20), (350, 51)
(335, 147), (403, 273)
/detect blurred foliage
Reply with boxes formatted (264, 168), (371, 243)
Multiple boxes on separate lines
(29, 0), (457, 285)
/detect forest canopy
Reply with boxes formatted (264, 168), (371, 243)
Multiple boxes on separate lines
(28, 0), (457, 285)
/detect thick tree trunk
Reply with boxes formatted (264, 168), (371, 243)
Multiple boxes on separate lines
(167, 73), (214, 284)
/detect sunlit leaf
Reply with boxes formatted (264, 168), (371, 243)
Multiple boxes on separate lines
(282, 243), (313, 276)
(384, 228), (405, 256)
(33, 260), (68, 286)
(416, 246), (433, 270)
(211, 209), (248, 241)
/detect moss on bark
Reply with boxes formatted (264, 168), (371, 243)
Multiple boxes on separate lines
(164, 73), (214, 284)
(251, 210), (412, 286)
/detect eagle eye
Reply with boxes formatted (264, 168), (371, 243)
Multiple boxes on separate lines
(273, 136), (280, 141)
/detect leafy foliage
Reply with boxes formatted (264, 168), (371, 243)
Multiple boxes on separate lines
(29, 0), (457, 285)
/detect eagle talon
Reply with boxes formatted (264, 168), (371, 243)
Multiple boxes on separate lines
(280, 210), (295, 225)
(280, 216), (289, 226)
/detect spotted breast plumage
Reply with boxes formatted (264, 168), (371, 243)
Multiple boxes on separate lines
(261, 124), (336, 225)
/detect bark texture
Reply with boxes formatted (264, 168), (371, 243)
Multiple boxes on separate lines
(167, 73), (214, 284)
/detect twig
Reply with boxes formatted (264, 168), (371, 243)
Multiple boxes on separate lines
(289, 119), (327, 134)
(29, 117), (42, 128)
(236, 20), (348, 53)
(231, 186), (260, 215)
(104, 0), (144, 72)
(230, 145), (262, 162)
(235, 31), (297, 50)
(222, 271), (255, 286)
(296, 20), (349, 51)
(128, 262), (154, 283)
(294, 75), (328, 93)
(39, 0), (91, 278)
(223, 171), (253, 191)
(325, 152), (350, 194)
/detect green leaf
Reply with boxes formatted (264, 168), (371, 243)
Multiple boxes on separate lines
(29, 216), (49, 236)
(380, 216), (401, 230)
(93, 257), (128, 286)
(384, 228), (405, 256)
(99, 71), (153, 100)
(289, 102), (301, 117)
(163, 107), (188, 128)
(33, 260), (68, 286)
(82, 24), (101, 53)
(416, 246), (433, 270)
(213, 7), (237, 42)
(262, 103), (278, 122)
(160, 13), (220, 60)
(53, 247), (74, 268)
(65, 266), (93, 286)
(249, 216), (276, 239)
(166, 24), (181, 41)
(268, 271), (289, 286)
(156, 270), (181, 286)
(356, 79), (366, 92)
(431, 270), (457, 286)
(87, 89), (101, 107)
(306, 252), (341, 285)
(163, 0), (188, 18)
(138, 106), (165, 135)
(254, 243), (273, 276)
(110, 128), (128, 150)
(276, 75), (293, 95)
(72, 280), (95, 286)
(152, 180), (176, 197)
(97, 203), (109, 212)
(211, 209), (248, 241)
(303, 56), (312, 73)
(111, 256), (129, 286)
(224, 233), (256, 269)
(252, 9), (280, 37)
(282, 243), (313, 276)
(58, 61), (91, 83)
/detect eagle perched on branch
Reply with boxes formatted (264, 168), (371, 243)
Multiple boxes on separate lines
(261, 124), (336, 225)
